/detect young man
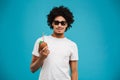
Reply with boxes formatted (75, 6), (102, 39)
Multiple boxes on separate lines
(30, 6), (79, 80)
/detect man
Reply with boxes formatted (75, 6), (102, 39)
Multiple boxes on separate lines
(30, 6), (79, 80)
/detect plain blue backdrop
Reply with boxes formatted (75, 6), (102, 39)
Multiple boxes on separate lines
(0, 0), (120, 80)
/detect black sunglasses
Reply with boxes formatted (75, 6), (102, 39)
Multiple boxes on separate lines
(53, 20), (67, 26)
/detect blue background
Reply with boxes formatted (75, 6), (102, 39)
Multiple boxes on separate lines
(0, 0), (120, 80)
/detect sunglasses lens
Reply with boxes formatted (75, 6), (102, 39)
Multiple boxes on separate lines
(54, 21), (59, 25)
(61, 21), (66, 26)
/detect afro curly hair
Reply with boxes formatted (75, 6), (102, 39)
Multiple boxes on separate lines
(47, 6), (74, 31)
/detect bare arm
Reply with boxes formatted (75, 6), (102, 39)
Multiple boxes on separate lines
(30, 55), (44, 73)
(70, 61), (78, 80)
(30, 47), (49, 73)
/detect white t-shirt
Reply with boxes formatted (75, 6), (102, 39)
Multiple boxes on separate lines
(32, 35), (79, 80)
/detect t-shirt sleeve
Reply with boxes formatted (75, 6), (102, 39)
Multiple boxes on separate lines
(70, 43), (79, 61)
(32, 38), (42, 57)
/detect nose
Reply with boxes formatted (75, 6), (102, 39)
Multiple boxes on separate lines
(58, 23), (62, 26)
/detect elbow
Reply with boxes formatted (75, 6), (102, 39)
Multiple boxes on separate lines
(30, 65), (35, 73)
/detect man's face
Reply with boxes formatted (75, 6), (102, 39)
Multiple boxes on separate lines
(52, 16), (68, 35)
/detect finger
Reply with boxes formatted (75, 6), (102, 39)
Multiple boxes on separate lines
(40, 46), (47, 53)
(42, 46), (48, 51)
(47, 50), (50, 54)
(43, 52), (47, 56)
(43, 50), (49, 55)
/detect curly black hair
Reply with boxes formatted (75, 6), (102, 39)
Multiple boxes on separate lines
(47, 6), (74, 31)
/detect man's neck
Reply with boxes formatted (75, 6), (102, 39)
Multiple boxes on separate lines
(51, 33), (64, 38)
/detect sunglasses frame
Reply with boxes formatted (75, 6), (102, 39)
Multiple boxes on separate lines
(53, 20), (67, 26)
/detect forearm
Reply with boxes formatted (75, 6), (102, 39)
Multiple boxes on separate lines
(30, 56), (45, 73)
(30, 46), (49, 73)
(71, 71), (78, 80)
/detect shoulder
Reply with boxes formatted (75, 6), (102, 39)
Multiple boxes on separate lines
(65, 38), (77, 47)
